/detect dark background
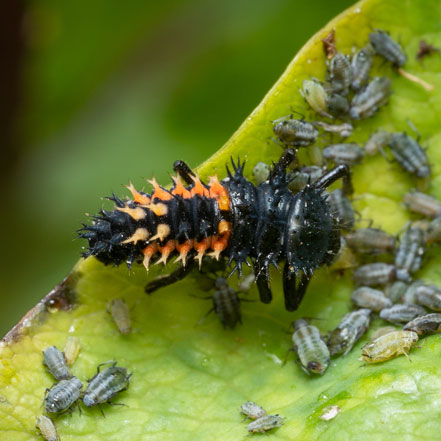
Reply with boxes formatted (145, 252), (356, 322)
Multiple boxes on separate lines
(0, 0), (354, 336)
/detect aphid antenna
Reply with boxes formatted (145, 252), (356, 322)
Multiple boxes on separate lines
(281, 348), (295, 366)
(405, 119), (421, 141)
(270, 136), (285, 149)
(189, 294), (213, 300)
(270, 114), (293, 124)
(95, 360), (117, 374)
(196, 308), (215, 326)
(288, 107), (307, 121)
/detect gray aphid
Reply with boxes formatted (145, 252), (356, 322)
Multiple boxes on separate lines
(403, 313), (441, 335)
(369, 30), (407, 67)
(212, 277), (242, 329)
(288, 166), (324, 192)
(45, 377), (83, 414)
(323, 143), (364, 166)
(387, 133), (430, 178)
(83, 362), (131, 407)
(353, 263), (396, 286)
(364, 130), (391, 155)
(248, 414), (284, 433)
(350, 77), (391, 120)
(425, 217), (441, 244)
(379, 304), (426, 325)
(345, 228), (396, 255)
(327, 53), (353, 96)
(413, 284), (441, 311)
(386, 280), (408, 303)
(326, 93), (350, 119)
(273, 116), (318, 147)
(328, 188), (355, 230)
(240, 401), (267, 420)
(327, 309), (371, 355)
(403, 191), (441, 218)
(43, 346), (71, 381)
(351, 287), (392, 312)
(314, 121), (353, 138)
(395, 225), (425, 282)
(351, 46), (373, 91)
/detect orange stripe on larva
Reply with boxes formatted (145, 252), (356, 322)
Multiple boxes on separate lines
(191, 175), (210, 197)
(170, 176), (192, 199)
(208, 176), (230, 211)
(175, 239), (194, 266)
(126, 183), (150, 205)
(155, 240), (175, 265)
(194, 236), (212, 267)
(142, 243), (158, 271)
(148, 177), (173, 201)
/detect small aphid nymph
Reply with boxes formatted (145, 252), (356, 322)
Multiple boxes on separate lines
(345, 227), (396, 255)
(64, 336), (81, 366)
(322, 143), (364, 166)
(326, 93), (350, 119)
(425, 217), (441, 245)
(314, 121), (353, 138)
(327, 53), (353, 96)
(248, 414), (284, 433)
(364, 130), (391, 155)
(291, 319), (330, 375)
(413, 283), (441, 311)
(45, 377), (83, 414)
(300, 79), (332, 118)
(82, 361), (131, 407)
(350, 77), (391, 120)
(351, 46), (373, 91)
(351, 287), (392, 312)
(370, 326), (398, 341)
(328, 188), (355, 230)
(272, 116), (318, 147)
(288, 166), (324, 192)
(403, 191), (441, 218)
(386, 280), (408, 303)
(107, 298), (132, 335)
(36, 415), (59, 441)
(395, 225), (425, 282)
(379, 304), (426, 325)
(212, 277), (242, 329)
(353, 263), (396, 286)
(403, 313), (441, 335)
(240, 401), (267, 420)
(361, 330), (418, 363)
(43, 346), (71, 381)
(328, 309), (371, 356)
(369, 30), (407, 67)
(253, 162), (271, 185)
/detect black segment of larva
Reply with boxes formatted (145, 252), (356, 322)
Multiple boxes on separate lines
(79, 150), (351, 312)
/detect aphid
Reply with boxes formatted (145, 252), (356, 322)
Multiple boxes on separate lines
(211, 277), (242, 329)
(327, 53), (352, 96)
(272, 116), (318, 147)
(329, 237), (359, 271)
(237, 273), (256, 292)
(45, 377), (83, 414)
(64, 336), (81, 366)
(353, 263), (396, 286)
(326, 93), (350, 119)
(107, 298), (132, 335)
(300, 80), (332, 118)
(379, 304), (426, 325)
(288, 165), (324, 192)
(253, 161), (270, 185)
(387, 132), (430, 178)
(370, 326), (397, 341)
(345, 227), (396, 254)
(351, 46), (373, 91)
(403, 191), (441, 218)
(349, 76), (391, 120)
(319, 405), (341, 421)
(322, 143), (364, 166)
(42, 346), (71, 381)
(386, 280), (408, 303)
(351, 287), (392, 312)
(314, 121), (353, 138)
(328, 189), (355, 230)
(395, 225), (425, 282)
(425, 217), (441, 244)
(36, 415), (59, 441)
(403, 313), (441, 335)
(327, 309), (371, 355)
(80, 149), (352, 312)
(240, 401), (267, 420)
(248, 415), (284, 433)
(291, 319), (330, 375)
(369, 30), (407, 67)
(82, 361), (131, 407)
(361, 330), (418, 363)
(416, 40), (440, 62)
(413, 283), (441, 311)
(364, 130), (391, 155)
(402, 281), (421, 304)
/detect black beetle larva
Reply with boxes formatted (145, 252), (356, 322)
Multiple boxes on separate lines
(82, 361), (131, 408)
(369, 30), (407, 67)
(322, 143), (364, 166)
(43, 346), (71, 381)
(351, 287), (392, 312)
(328, 309), (371, 356)
(403, 313), (441, 335)
(240, 401), (267, 420)
(349, 77), (391, 120)
(353, 263), (396, 286)
(45, 377), (83, 414)
(379, 304), (426, 325)
(291, 319), (330, 375)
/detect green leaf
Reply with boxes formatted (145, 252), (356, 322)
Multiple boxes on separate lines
(3, 0), (441, 439)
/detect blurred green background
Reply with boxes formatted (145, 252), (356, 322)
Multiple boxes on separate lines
(0, 0), (354, 337)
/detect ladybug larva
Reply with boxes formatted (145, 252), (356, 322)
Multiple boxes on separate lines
(79, 149), (351, 311)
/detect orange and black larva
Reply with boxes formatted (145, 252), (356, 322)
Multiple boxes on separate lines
(79, 149), (351, 311)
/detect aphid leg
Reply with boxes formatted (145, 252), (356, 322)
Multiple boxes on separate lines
(253, 263), (272, 304)
(197, 307), (215, 325)
(144, 261), (195, 294)
(95, 360), (117, 375)
(173, 160), (197, 185)
(282, 348), (295, 366)
(401, 349), (412, 362)
(270, 136), (285, 149)
(271, 114), (293, 124)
